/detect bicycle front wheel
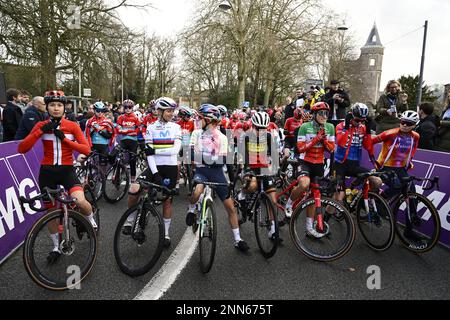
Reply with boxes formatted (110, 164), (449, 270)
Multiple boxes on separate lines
(199, 199), (217, 274)
(103, 164), (130, 203)
(254, 194), (279, 258)
(114, 205), (165, 277)
(23, 210), (98, 291)
(356, 192), (395, 251)
(289, 197), (355, 262)
(393, 192), (441, 253)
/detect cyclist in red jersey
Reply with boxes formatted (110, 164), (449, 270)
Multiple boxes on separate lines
(116, 100), (141, 181)
(283, 108), (303, 159)
(18, 90), (94, 263)
(176, 106), (195, 191)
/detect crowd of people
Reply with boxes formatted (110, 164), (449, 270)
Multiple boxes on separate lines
(7, 76), (442, 264)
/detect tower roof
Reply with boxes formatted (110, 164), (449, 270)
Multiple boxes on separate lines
(364, 22), (383, 47)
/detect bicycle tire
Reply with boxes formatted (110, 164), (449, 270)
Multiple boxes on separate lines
(356, 192), (395, 251)
(199, 198), (217, 274)
(114, 205), (164, 277)
(392, 192), (441, 253)
(87, 164), (104, 202)
(289, 197), (355, 262)
(23, 209), (98, 291)
(254, 193), (279, 258)
(103, 163), (130, 204)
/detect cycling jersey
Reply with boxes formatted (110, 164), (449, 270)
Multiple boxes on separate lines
(335, 122), (373, 164)
(141, 114), (158, 135)
(372, 128), (419, 169)
(18, 118), (91, 166)
(116, 113), (140, 141)
(284, 117), (303, 139)
(145, 119), (182, 167)
(228, 119), (239, 130)
(241, 130), (275, 169)
(233, 121), (251, 139)
(85, 115), (115, 146)
(297, 121), (335, 164)
(177, 119), (195, 146)
(190, 128), (228, 167)
(220, 117), (230, 130)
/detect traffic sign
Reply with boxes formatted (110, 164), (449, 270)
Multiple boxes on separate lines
(83, 88), (91, 97)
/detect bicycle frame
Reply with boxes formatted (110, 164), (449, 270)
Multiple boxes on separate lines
(199, 186), (214, 238)
(347, 179), (379, 223)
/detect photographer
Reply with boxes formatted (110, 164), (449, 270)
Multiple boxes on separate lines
(324, 80), (351, 127)
(375, 80), (408, 134)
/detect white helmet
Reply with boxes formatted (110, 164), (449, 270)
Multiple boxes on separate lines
(400, 110), (420, 125)
(155, 97), (178, 111)
(251, 112), (270, 128)
(217, 105), (228, 115)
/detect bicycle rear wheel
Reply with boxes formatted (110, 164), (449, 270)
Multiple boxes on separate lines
(254, 194), (279, 258)
(356, 192), (394, 251)
(114, 205), (164, 276)
(83, 185), (100, 234)
(393, 192), (441, 253)
(103, 163), (130, 203)
(87, 164), (104, 202)
(199, 199), (217, 274)
(289, 197), (355, 262)
(23, 210), (98, 291)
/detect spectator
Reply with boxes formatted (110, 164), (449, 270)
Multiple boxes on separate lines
(79, 104), (95, 132)
(295, 88), (306, 108)
(18, 90), (31, 113)
(441, 92), (450, 120)
(65, 100), (77, 122)
(2, 88), (23, 142)
(416, 103), (437, 150)
(375, 80), (408, 133)
(324, 80), (351, 126)
(15, 96), (48, 140)
(283, 96), (296, 122)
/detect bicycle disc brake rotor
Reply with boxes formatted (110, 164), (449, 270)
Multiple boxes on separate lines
(60, 239), (76, 256)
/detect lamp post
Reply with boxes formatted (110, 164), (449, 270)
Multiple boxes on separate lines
(219, 0), (232, 11)
(336, 21), (348, 82)
(121, 52), (124, 102)
(416, 20), (428, 108)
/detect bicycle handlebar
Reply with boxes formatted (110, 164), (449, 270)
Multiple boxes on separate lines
(19, 187), (76, 212)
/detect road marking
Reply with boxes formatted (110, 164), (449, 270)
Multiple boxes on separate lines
(134, 228), (198, 300)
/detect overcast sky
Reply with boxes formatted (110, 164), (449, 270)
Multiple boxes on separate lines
(113, 0), (450, 87)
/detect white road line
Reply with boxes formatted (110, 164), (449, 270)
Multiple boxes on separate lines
(134, 228), (198, 300)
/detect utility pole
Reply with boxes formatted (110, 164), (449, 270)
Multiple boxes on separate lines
(416, 20), (428, 108)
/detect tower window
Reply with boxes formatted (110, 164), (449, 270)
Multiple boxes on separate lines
(372, 35), (377, 43)
(369, 58), (376, 67)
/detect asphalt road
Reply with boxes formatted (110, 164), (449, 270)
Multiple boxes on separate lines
(0, 185), (449, 300)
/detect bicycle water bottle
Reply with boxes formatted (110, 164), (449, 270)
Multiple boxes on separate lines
(345, 189), (353, 203)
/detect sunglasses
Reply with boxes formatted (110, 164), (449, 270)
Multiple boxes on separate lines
(400, 121), (415, 127)
(316, 110), (329, 117)
(124, 106), (133, 110)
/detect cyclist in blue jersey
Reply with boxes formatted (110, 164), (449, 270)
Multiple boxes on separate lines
(333, 103), (382, 203)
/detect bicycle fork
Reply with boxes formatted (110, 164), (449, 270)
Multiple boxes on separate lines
(363, 181), (378, 222)
(59, 204), (75, 255)
(311, 183), (325, 233)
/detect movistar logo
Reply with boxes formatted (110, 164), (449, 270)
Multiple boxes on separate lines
(159, 130), (170, 138)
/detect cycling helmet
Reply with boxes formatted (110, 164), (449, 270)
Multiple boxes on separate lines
(251, 112), (270, 129)
(294, 108), (302, 119)
(351, 103), (369, 119)
(93, 101), (106, 112)
(311, 102), (330, 113)
(44, 90), (67, 105)
(232, 112), (238, 120)
(238, 112), (247, 121)
(122, 99), (135, 108)
(217, 105), (228, 115)
(400, 110), (420, 125)
(198, 104), (221, 122)
(155, 97), (178, 111)
(178, 106), (193, 118)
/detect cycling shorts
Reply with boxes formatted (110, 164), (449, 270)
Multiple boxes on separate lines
(298, 160), (324, 180)
(139, 165), (178, 191)
(333, 160), (370, 189)
(92, 144), (109, 166)
(39, 165), (82, 195)
(193, 166), (229, 201)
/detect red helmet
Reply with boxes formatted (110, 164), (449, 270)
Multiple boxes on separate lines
(44, 90), (67, 105)
(311, 102), (330, 113)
